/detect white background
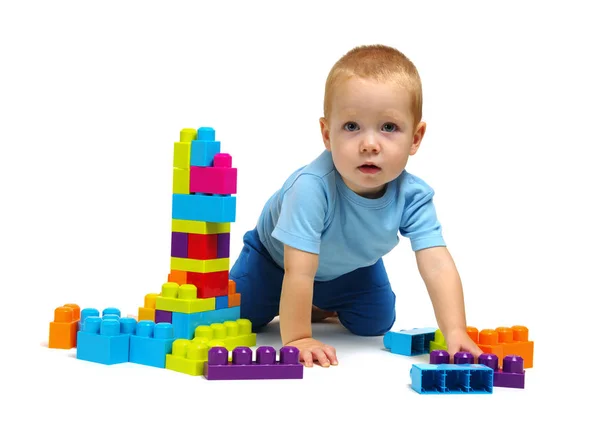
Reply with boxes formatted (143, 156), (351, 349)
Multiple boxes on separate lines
(1, 0), (598, 440)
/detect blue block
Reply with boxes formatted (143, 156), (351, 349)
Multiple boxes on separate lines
(191, 140), (221, 166)
(76, 316), (137, 365)
(410, 363), (493, 394)
(129, 321), (175, 368)
(172, 194), (236, 223)
(197, 126), (215, 141)
(172, 307), (241, 339)
(215, 295), (229, 310)
(383, 327), (437, 356)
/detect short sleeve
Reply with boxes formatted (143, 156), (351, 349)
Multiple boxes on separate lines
(399, 188), (446, 252)
(271, 174), (327, 254)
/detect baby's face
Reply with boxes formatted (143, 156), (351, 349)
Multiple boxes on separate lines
(321, 77), (423, 198)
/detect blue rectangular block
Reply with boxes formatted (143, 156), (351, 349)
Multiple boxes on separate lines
(129, 324), (176, 369)
(191, 140), (221, 166)
(76, 331), (130, 365)
(215, 295), (229, 310)
(383, 327), (437, 356)
(172, 194), (236, 223)
(410, 363), (493, 394)
(172, 307), (241, 339)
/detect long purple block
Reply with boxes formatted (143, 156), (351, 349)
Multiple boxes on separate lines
(203, 346), (303, 380)
(171, 232), (188, 258)
(155, 310), (172, 324)
(478, 354), (525, 388)
(217, 233), (230, 258)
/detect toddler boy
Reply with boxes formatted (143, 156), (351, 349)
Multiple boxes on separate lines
(230, 44), (482, 367)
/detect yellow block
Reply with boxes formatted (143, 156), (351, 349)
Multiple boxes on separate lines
(429, 329), (448, 352)
(138, 307), (155, 321)
(194, 319), (257, 351)
(166, 337), (226, 376)
(173, 167), (190, 194)
(173, 141), (192, 169)
(180, 128), (197, 143)
(155, 282), (216, 313)
(172, 219), (230, 234)
(171, 257), (229, 273)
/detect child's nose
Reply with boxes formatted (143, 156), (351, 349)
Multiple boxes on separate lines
(360, 134), (380, 153)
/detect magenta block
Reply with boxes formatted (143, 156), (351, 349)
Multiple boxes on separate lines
(189, 166), (237, 195)
(214, 153), (232, 168)
(171, 232), (188, 258)
(155, 310), (172, 324)
(217, 233), (230, 258)
(478, 354), (525, 389)
(203, 346), (304, 380)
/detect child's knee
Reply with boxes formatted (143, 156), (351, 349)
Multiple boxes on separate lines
(339, 309), (396, 336)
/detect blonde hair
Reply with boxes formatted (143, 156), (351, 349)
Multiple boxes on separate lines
(323, 44), (423, 130)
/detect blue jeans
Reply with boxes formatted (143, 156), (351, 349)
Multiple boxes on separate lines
(230, 227), (396, 336)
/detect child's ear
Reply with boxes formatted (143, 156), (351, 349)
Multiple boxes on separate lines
(410, 121), (427, 155)
(319, 117), (331, 151)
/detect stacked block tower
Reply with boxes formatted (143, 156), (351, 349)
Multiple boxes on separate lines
(137, 126), (247, 341)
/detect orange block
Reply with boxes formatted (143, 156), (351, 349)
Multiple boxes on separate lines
(49, 304), (80, 349)
(228, 292), (241, 307)
(472, 325), (534, 369)
(169, 270), (188, 285)
(228, 280), (236, 295)
(138, 294), (158, 321)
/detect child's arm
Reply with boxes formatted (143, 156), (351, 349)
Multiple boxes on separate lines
(279, 244), (338, 367)
(415, 246), (482, 361)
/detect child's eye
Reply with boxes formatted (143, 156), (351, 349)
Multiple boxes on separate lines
(382, 123), (397, 132)
(343, 122), (359, 131)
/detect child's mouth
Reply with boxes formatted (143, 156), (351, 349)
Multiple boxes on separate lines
(358, 164), (381, 174)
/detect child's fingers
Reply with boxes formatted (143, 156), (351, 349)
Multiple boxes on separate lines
(323, 346), (338, 365)
(313, 349), (331, 367)
(300, 349), (314, 367)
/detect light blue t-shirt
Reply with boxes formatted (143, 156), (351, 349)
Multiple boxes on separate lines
(256, 150), (446, 281)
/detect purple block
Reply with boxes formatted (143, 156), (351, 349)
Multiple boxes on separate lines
(171, 232), (188, 258)
(155, 310), (172, 324)
(454, 351), (475, 365)
(478, 353), (525, 389)
(203, 346), (304, 380)
(217, 233), (230, 258)
(430, 350), (450, 364)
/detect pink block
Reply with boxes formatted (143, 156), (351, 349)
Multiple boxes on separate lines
(214, 153), (232, 168)
(190, 166), (237, 195)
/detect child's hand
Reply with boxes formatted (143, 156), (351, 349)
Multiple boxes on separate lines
(286, 337), (338, 368)
(445, 328), (483, 362)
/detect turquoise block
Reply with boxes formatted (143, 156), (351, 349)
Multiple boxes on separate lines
(191, 140), (221, 166)
(172, 194), (236, 223)
(410, 363), (493, 394)
(172, 307), (241, 339)
(383, 327), (437, 356)
(129, 321), (175, 368)
(76, 316), (137, 365)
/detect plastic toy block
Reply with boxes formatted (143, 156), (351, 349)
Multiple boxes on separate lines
(138, 294), (158, 321)
(49, 304), (80, 349)
(130, 321), (176, 368)
(76, 316), (137, 365)
(173, 167), (190, 195)
(172, 219), (230, 234)
(171, 232), (188, 258)
(478, 353), (525, 388)
(190, 166), (237, 195)
(170, 257), (229, 273)
(186, 270), (229, 298)
(172, 193), (236, 223)
(173, 128), (197, 169)
(168, 269), (188, 285)
(204, 346), (304, 380)
(228, 280), (236, 295)
(155, 310), (172, 323)
(188, 233), (218, 260)
(383, 327), (437, 356)
(194, 319), (256, 351)
(228, 292), (241, 308)
(155, 282), (216, 314)
(166, 338), (210, 376)
(217, 233), (230, 258)
(172, 307), (241, 339)
(429, 329), (447, 352)
(410, 362), (493, 394)
(190, 140), (221, 167)
(215, 295), (229, 310)
(214, 153), (232, 168)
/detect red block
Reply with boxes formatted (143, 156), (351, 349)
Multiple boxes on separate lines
(187, 270), (229, 298)
(188, 233), (218, 259)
